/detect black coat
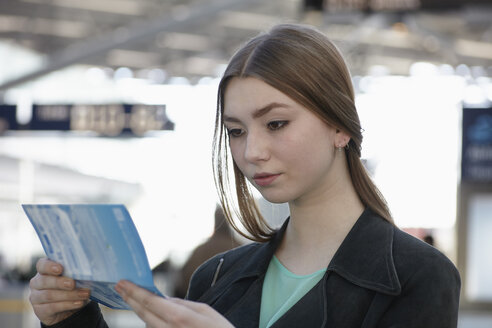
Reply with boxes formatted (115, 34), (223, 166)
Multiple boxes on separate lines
(43, 209), (460, 328)
(187, 208), (461, 328)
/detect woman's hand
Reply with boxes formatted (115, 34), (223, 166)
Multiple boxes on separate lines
(29, 258), (91, 326)
(115, 280), (234, 328)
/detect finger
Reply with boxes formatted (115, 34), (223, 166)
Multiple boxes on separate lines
(36, 258), (64, 276)
(30, 274), (77, 291)
(32, 299), (89, 316)
(30, 288), (90, 305)
(117, 281), (189, 324)
(115, 281), (160, 308)
(166, 298), (234, 327)
(115, 281), (169, 326)
(116, 281), (165, 313)
(124, 296), (169, 328)
(167, 298), (211, 314)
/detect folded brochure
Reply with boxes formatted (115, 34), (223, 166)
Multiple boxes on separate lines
(22, 204), (164, 310)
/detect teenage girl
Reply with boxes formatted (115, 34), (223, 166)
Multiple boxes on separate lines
(29, 23), (460, 328)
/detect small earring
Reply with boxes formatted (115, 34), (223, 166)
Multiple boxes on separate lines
(337, 145), (343, 152)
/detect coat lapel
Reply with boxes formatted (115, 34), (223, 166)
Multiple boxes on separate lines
(269, 276), (327, 328)
(327, 209), (401, 295)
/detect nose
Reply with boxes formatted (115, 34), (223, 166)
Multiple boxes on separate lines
(244, 130), (269, 163)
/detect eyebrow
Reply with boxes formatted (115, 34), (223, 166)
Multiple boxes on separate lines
(223, 102), (290, 123)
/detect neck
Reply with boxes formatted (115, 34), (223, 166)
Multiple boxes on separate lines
(287, 184), (364, 249)
(276, 158), (365, 274)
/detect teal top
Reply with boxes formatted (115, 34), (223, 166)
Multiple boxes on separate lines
(259, 256), (327, 328)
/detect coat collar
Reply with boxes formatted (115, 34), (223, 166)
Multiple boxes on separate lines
(327, 208), (401, 295)
(228, 208), (401, 296)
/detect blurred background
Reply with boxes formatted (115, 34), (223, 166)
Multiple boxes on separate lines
(0, 0), (491, 327)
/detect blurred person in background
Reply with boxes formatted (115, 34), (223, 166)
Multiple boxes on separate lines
(28, 23), (460, 328)
(0, 254), (7, 288)
(173, 204), (241, 298)
(423, 233), (435, 247)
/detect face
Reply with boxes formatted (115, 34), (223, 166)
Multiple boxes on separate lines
(223, 77), (348, 205)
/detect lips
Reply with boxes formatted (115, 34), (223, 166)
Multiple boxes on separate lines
(253, 173), (281, 187)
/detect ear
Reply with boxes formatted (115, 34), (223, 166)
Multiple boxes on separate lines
(335, 129), (350, 148)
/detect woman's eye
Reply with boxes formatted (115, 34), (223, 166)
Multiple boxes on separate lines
(267, 120), (288, 131)
(227, 128), (244, 137)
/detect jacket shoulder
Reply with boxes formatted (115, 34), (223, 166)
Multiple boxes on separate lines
(392, 227), (459, 279)
(186, 242), (261, 301)
(392, 227), (461, 298)
(375, 227), (461, 326)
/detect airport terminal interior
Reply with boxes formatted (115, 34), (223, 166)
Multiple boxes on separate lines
(0, 0), (491, 327)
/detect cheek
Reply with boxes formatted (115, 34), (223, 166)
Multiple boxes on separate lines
(281, 130), (321, 156)
(280, 132), (334, 170)
(229, 140), (245, 166)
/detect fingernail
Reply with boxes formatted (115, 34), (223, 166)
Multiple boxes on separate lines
(52, 266), (61, 274)
(73, 301), (83, 306)
(78, 290), (90, 298)
(115, 282), (126, 292)
(63, 280), (73, 289)
(115, 285), (126, 298)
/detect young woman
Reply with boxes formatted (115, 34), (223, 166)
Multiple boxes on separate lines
(29, 24), (460, 328)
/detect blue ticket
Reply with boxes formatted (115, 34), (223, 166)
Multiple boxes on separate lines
(22, 204), (163, 310)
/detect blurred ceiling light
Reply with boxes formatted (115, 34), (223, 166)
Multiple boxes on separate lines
(438, 64), (455, 76)
(148, 68), (167, 84)
(156, 32), (210, 52)
(471, 66), (487, 79)
(107, 49), (162, 68)
(455, 39), (492, 60)
(137, 68), (166, 84)
(409, 62), (438, 76)
(168, 77), (190, 85)
(197, 77), (215, 85)
(114, 67), (133, 80)
(368, 65), (390, 77)
(0, 15), (89, 38)
(455, 64), (471, 77)
(218, 11), (278, 30)
(21, 0), (145, 15)
(358, 76), (371, 93)
(85, 67), (107, 85)
(16, 92), (33, 125)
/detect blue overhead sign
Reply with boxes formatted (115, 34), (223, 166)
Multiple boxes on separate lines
(0, 105), (17, 131)
(0, 104), (174, 136)
(462, 107), (492, 183)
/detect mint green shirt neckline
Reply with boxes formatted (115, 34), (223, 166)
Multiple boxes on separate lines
(259, 255), (327, 328)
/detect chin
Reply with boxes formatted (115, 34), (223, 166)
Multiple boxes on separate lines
(259, 191), (292, 204)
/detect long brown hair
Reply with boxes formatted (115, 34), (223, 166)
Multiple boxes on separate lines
(213, 24), (392, 242)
